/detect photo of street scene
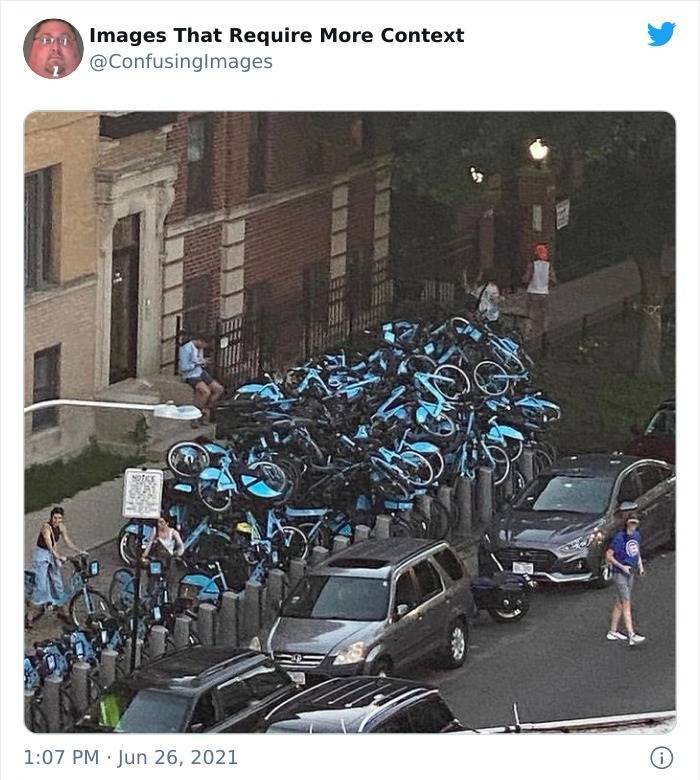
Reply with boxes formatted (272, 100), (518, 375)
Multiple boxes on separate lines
(24, 112), (675, 734)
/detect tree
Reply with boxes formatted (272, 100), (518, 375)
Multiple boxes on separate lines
(580, 114), (675, 378)
(387, 112), (675, 377)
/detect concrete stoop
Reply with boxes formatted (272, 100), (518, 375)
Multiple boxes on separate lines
(93, 375), (200, 454)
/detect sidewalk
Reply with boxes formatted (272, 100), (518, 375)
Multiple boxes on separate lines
(501, 258), (640, 336)
(24, 259), (642, 559)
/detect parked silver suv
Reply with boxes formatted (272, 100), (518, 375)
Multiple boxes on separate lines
(267, 538), (474, 684)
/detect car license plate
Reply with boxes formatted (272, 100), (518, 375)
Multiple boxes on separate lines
(288, 672), (306, 685)
(513, 562), (534, 574)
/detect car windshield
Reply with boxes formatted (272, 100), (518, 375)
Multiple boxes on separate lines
(280, 575), (389, 621)
(83, 684), (190, 732)
(513, 474), (614, 514)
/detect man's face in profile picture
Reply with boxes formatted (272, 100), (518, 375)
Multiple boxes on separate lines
(28, 20), (81, 78)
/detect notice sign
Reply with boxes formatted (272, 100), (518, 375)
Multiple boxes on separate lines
(556, 199), (570, 229)
(122, 468), (164, 519)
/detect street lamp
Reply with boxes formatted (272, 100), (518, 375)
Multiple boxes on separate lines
(528, 138), (550, 163)
(24, 398), (202, 419)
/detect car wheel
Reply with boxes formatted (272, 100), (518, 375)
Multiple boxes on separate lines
(592, 553), (613, 589)
(372, 658), (393, 678)
(440, 617), (469, 669)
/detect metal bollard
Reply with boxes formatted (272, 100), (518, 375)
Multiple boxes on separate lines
(266, 569), (286, 624)
(241, 580), (263, 643)
(354, 524), (371, 542)
(477, 467), (494, 527)
(415, 494), (433, 523)
(100, 649), (118, 688)
(71, 661), (91, 715)
(149, 625), (168, 659)
(454, 476), (473, 541)
(24, 691), (35, 731)
(198, 603), (217, 647)
(332, 535), (351, 552)
(374, 515), (392, 539)
(521, 447), (535, 481)
(310, 546), (329, 568)
(173, 615), (193, 651)
(43, 677), (62, 732)
(217, 590), (241, 646)
(125, 638), (143, 669)
(288, 559), (306, 589)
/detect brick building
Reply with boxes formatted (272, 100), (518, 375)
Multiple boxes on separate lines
(25, 112), (392, 463)
(24, 113), (101, 464)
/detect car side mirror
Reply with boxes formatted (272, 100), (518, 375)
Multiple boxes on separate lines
(395, 603), (409, 619)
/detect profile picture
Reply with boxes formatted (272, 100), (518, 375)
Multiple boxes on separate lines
(24, 19), (83, 79)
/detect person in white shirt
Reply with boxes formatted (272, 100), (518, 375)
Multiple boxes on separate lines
(523, 243), (557, 341)
(473, 272), (501, 324)
(178, 333), (224, 427)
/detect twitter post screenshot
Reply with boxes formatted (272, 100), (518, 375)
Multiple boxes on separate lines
(0, 1), (698, 778)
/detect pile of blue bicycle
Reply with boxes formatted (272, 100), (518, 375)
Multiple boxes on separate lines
(117, 313), (560, 592)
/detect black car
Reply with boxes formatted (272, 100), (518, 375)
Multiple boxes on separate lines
(264, 676), (464, 733)
(73, 647), (298, 733)
(479, 454), (675, 586)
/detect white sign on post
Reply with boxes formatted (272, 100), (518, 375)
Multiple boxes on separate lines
(122, 468), (164, 519)
(556, 199), (571, 229)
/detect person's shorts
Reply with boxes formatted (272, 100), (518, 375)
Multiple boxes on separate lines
(185, 370), (215, 389)
(612, 571), (635, 601)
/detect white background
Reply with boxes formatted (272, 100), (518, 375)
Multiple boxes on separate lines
(1, 2), (698, 778)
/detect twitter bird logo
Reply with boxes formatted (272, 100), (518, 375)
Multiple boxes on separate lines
(648, 22), (675, 46)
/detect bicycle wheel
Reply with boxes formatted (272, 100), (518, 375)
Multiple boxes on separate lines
(433, 363), (471, 401)
(197, 475), (232, 513)
(397, 451), (434, 488)
(69, 588), (112, 628)
(166, 441), (210, 478)
(241, 461), (290, 503)
(485, 445), (510, 486)
(408, 443), (445, 483)
(108, 568), (137, 613)
(533, 446), (554, 474)
(295, 521), (333, 554)
(473, 360), (510, 396)
(417, 411), (457, 440)
(117, 528), (143, 567)
(272, 526), (309, 565)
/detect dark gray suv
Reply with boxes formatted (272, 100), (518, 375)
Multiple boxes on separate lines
(267, 538), (474, 684)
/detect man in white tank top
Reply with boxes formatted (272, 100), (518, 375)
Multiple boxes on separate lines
(523, 243), (557, 343)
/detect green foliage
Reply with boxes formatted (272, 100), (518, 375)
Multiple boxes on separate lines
(25, 443), (142, 513)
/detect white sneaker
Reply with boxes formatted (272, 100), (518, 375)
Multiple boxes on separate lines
(629, 633), (646, 646)
(606, 631), (626, 641)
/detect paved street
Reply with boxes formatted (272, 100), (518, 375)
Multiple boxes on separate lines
(417, 551), (675, 729)
(27, 530), (675, 728)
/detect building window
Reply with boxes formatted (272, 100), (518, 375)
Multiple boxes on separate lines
(186, 115), (214, 214)
(25, 166), (55, 290)
(182, 275), (211, 337)
(249, 113), (268, 196)
(32, 345), (61, 432)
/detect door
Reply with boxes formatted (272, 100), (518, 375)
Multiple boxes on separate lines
(411, 558), (448, 651)
(110, 215), (140, 384)
(386, 568), (422, 668)
(636, 464), (674, 549)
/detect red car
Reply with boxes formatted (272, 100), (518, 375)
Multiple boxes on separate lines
(625, 398), (675, 464)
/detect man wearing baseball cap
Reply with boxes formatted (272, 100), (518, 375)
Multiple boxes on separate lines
(605, 506), (646, 646)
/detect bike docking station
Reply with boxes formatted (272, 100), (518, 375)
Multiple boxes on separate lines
(121, 467), (164, 673)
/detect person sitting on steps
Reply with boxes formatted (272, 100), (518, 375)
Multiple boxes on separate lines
(178, 332), (224, 428)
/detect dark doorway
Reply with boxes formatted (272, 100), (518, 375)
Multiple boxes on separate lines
(109, 214), (140, 384)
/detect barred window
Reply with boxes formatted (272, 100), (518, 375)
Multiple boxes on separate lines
(187, 115), (214, 214)
(32, 344), (61, 431)
(25, 167), (55, 290)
